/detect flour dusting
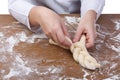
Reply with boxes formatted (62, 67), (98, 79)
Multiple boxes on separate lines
(112, 19), (120, 30)
(103, 75), (120, 80)
(0, 25), (47, 79)
(65, 16), (80, 24)
(82, 69), (90, 80)
(0, 17), (120, 80)
(4, 54), (33, 79)
(6, 36), (17, 52)
(0, 32), (3, 37)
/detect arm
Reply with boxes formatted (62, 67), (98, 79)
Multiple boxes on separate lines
(73, 0), (105, 48)
(8, 0), (71, 47)
(29, 6), (71, 47)
(81, 0), (105, 20)
(8, 0), (36, 30)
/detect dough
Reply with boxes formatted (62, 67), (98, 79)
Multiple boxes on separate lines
(49, 35), (100, 70)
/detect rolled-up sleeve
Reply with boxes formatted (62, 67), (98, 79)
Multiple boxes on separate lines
(81, 0), (105, 20)
(8, 0), (35, 30)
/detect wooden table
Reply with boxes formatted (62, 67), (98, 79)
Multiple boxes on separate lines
(0, 14), (120, 80)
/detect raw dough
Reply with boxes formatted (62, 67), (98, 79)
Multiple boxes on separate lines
(49, 35), (100, 70)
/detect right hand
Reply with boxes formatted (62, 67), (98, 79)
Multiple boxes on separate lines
(29, 6), (71, 47)
(73, 10), (97, 48)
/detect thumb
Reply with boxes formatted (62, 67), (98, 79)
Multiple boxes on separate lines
(73, 28), (83, 42)
(61, 22), (70, 38)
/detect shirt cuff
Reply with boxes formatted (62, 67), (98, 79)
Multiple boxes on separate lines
(8, 0), (35, 31)
(81, 0), (105, 20)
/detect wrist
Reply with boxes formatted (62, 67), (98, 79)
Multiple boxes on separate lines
(29, 6), (47, 27)
(81, 10), (97, 23)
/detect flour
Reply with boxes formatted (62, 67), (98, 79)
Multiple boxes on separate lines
(6, 36), (17, 52)
(64, 17), (120, 80)
(0, 55), (7, 62)
(3, 54), (33, 79)
(4, 69), (20, 79)
(60, 77), (82, 80)
(35, 65), (63, 76)
(1, 70), (5, 74)
(0, 17), (120, 80)
(0, 27), (47, 79)
(96, 24), (107, 37)
(0, 32), (3, 37)
(48, 65), (63, 74)
(108, 33), (120, 53)
(0, 31), (46, 52)
(103, 75), (120, 80)
(110, 33), (120, 42)
(15, 32), (28, 42)
(109, 45), (120, 53)
(112, 19), (120, 30)
(96, 21), (120, 53)
(110, 63), (117, 69)
(59, 75), (83, 80)
(101, 61), (110, 66)
(82, 69), (90, 80)
(65, 16), (80, 25)
(26, 33), (47, 43)
(15, 32), (46, 44)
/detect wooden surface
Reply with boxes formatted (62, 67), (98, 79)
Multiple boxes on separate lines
(0, 14), (120, 80)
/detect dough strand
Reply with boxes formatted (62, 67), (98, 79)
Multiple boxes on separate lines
(49, 35), (100, 70)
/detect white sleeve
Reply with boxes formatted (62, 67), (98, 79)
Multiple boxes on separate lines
(8, 0), (36, 30)
(81, 0), (105, 20)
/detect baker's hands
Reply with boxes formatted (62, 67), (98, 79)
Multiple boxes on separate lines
(29, 6), (71, 47)
(73, 10), (97, 48)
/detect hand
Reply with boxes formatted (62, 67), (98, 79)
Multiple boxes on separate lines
(73, 10), (97, 48)
(29, 6), (71, 47)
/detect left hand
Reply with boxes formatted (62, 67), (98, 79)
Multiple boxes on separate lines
(73, 10), (97, 48)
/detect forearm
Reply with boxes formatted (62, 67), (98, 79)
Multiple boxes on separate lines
(29, 6), (62, 29)
(29, 6), (40, 27)
(29, 6), (49, 27)
(29, 6), (71, 47)
(80, 10), (97, 24)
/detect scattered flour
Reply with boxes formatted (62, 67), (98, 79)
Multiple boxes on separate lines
(112, 19), (120, 30)
(0, 55), (8, 62)
(82, 69), (90, 80)
(103, 75), (120, 80)
(110, 63), (118, 69)
(4, 68), (20, 79)
(110, 33), (120, 42)
(0, 29), (47, 79)
(6, 36), (18, 52)
(0, 31), (46, 53)
(60, 77), (82, 80)
(106, 32), (120, 53)
(3, 54), (33, 79)
(65, 16), (80, 24)
(0, 17), (120, 80)
(109, 45), (120, 53)
(58, 69), (90, 80)
(0, 32), (4, 37)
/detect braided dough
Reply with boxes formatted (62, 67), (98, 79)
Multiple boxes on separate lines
(49, 35), (100, 70)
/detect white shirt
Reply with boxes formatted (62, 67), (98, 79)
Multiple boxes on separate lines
(8, 0), (105, 32)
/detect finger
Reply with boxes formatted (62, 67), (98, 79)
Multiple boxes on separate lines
(57, 28), (71, 47)
(73, 27), (83, 42)
(45, 31), (52, 40)
(61, 22), (70, 38)
(86, 34), (94, 48)
(51, 31), (59, 44)
(46, 33), (51, 39)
